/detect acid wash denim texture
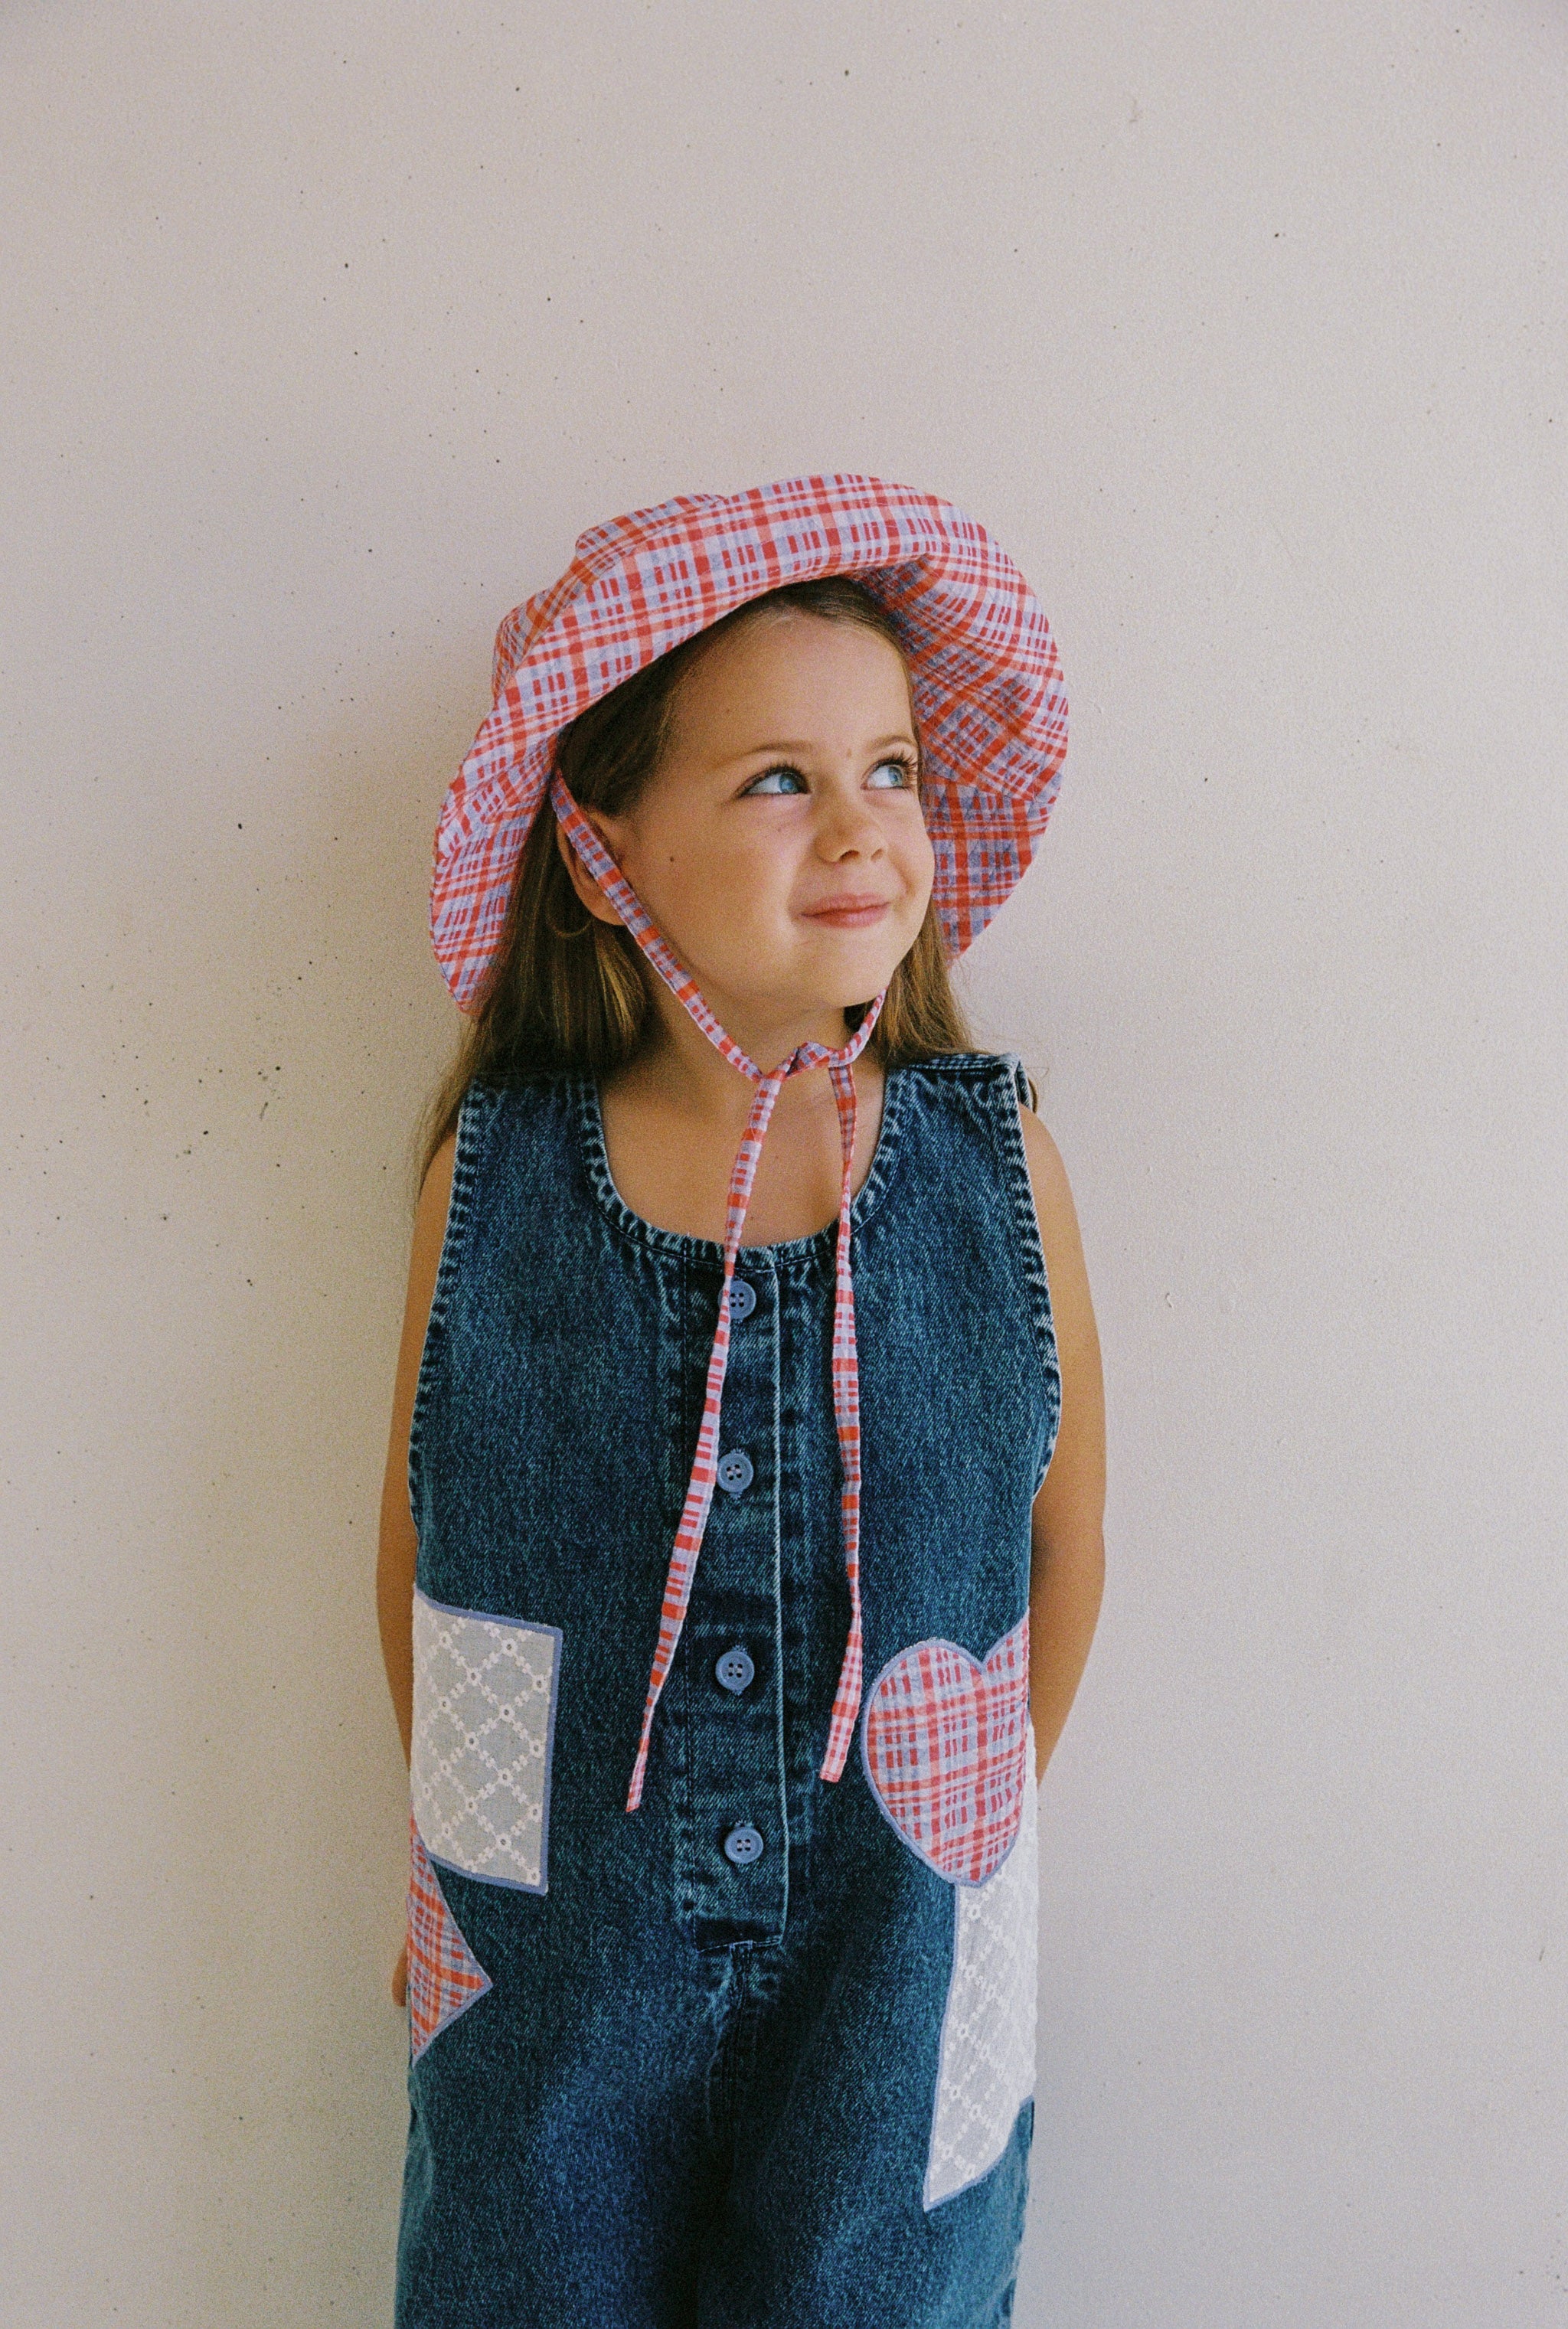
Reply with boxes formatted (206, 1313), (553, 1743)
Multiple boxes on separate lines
(396, 1053), (1061, 2328)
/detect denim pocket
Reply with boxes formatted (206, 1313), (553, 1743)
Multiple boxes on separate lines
(410, 1587), (564, 1895)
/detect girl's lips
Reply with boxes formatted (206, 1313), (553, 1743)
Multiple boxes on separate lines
(799, 896), (893, 929)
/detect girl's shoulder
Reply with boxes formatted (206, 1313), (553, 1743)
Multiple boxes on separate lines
(890, 1047), (1034, 1112)
(895, 1049), (1080, 1275)
(451, 1070), (577, 1144)
(425, 1073), (583, 1229)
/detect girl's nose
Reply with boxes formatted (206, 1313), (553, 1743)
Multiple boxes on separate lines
(814, 782), (885, 861)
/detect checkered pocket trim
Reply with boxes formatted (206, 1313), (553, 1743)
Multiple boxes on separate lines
(407, 1817), (492, 2062)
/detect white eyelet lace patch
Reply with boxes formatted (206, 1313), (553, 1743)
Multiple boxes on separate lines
(923, 1722), (1039, 2210)
(411, 1589), (562, 1894)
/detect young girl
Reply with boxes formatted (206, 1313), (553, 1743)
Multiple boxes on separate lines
(377, 475), (1106, 2327)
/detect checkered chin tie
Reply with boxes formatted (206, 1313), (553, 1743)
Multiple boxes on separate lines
(550, 773), (884, 1811)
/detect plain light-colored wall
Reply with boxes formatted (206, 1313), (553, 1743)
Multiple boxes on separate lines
(2, 4), (1563, 2322)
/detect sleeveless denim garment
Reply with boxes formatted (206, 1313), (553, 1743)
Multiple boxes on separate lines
(397, 1053), (1060, 2328)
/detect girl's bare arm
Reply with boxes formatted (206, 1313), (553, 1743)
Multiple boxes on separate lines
(377, 1133), (458, 1769)
(1019, 1109), (1106, 1782)
(377, 1135), (456, 2007)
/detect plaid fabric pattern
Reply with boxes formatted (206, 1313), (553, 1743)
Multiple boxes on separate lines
(430, 474), (1068, 1007)
(552, 777), (880, 1809)
(861, 1615), (1031, 1887)
(407, 1814), (492, 2061)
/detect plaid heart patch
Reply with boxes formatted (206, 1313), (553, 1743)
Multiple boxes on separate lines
(861, 1615), (1031, 1886)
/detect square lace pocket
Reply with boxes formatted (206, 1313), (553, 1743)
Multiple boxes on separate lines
(411, 1588), (562, 1893)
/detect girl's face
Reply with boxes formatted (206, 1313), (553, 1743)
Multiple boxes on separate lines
(572, 610), (935, 1044)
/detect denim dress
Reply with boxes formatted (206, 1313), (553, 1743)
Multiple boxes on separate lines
(396, 1053), (1060, 2328)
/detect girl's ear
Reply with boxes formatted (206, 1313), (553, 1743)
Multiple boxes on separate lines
(554, 813), (629, 926)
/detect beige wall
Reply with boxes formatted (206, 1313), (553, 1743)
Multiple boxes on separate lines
(3, 5), (1564, 2322)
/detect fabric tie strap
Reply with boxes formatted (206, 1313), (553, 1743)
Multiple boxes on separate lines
(550, 772), (883, 1811)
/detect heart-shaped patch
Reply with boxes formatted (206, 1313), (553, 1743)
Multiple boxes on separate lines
(861, 1613), (1031, 1886)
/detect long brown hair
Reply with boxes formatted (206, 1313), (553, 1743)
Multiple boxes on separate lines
(420, 577), (973, 1180)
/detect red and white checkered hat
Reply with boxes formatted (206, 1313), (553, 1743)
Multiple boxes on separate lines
(428, 474), (1069, 1815)
(431, 473), (1069, 1008)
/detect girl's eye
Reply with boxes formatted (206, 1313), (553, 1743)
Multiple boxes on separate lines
(742, 755), (919, 797)
(866, 756), (919, 791)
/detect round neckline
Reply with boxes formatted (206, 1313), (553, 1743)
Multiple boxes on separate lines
(573, 1067), (909, 1266)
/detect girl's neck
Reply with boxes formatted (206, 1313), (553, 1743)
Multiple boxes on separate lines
(612, 983), (859, 1129)
(596, 982), (887, 1246)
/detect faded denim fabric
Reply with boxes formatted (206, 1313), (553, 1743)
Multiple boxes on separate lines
(396, 1054), (1060, 2328)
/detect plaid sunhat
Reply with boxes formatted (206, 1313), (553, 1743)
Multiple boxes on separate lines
(431, 473), (1069, 1008)
(428, 474), (1069, 1812)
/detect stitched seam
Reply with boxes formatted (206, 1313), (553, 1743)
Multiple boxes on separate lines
(407, 1083), (503, 1511)
(987, 1056), (1062, 1495)
(573, 1065), (910, 1264)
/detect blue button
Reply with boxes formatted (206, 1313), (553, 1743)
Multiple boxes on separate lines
(722, 1822), (765, 1867)
(726, 1277), (756, 1323)
(715, 1645), (755, 1694)
(716, 1449), (753, 1496)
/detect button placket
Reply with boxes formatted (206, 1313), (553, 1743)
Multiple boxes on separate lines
(675, 1254), (788, 1945)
